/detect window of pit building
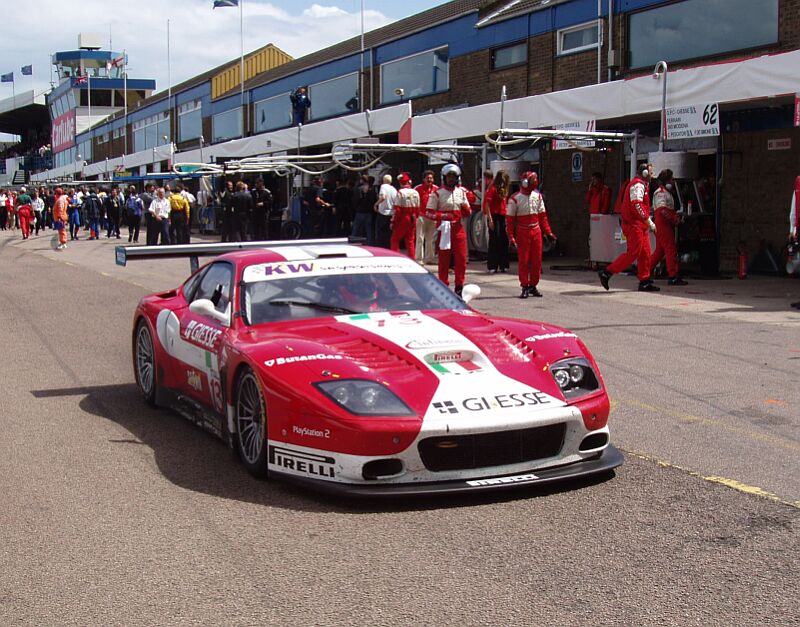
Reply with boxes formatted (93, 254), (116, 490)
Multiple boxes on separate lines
(179, 99), (202, 142)
(308, 72), (360, 121)
(133, 112), (171, 152)
(78, 139), (92, 163)
(254, 93), (292, 133)
(628, 0), (778, 69)
(557, 21), (599, 56)
(492, 42), (528, 70)
(381, 46), (449, 104)
(212, 107), (243, 143)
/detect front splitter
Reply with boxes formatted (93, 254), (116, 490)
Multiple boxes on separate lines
(273, 445), (624, 498)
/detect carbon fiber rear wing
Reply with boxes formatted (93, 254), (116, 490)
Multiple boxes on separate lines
(115, 238), (362, 273)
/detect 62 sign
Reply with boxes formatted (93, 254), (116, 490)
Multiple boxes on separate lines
(703, 104), (718, 126)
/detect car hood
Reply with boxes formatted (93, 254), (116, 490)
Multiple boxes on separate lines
(239, 310), (595, 422)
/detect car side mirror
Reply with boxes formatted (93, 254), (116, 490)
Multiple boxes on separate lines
(189, 298), (230, 326)
(461, 284), (481, 304)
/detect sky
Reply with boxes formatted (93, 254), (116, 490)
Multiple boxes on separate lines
(0, 0), (450, 141)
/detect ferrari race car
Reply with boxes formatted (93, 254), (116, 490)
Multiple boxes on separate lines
(121, 239), (622, 495)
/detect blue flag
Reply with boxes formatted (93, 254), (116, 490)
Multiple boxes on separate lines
(213, 0), (238, 7)
(21, 65), (32, 76)
(1, 72), (13, 83)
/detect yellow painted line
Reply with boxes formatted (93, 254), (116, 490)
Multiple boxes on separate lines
(624, 449), (800, 510)
(100, 271), (111, 277)
(616, 397), (800, 453)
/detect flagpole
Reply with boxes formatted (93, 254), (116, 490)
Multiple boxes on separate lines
(240, 0), (245, 136)
(123, 50), (128, 156)
(361, 0), (366, 113)
(88, 72), (91, 129)
(167, 19), (172, 150)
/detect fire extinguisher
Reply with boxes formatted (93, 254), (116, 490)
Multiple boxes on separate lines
(737, 247), (748, 280)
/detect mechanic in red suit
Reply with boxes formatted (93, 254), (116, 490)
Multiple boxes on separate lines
(390, 172), (420, 259)
(425, 163), (470, 296)
(586, 172), (612, 214)
(599, 164), (660, 292)
(506, 171), (556, 298)
(649, 169), (688, 286)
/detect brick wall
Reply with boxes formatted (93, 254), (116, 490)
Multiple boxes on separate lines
(718, 127), (800, 272)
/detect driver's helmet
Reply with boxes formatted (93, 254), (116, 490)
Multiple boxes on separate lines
(441, 163), (461, 185)
(323, 274), (379, 307)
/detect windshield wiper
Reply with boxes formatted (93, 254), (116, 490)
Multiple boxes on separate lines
(267, 299), (359, 315)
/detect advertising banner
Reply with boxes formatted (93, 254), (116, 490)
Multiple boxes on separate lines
(52, 110), (76, 153)
(552, 120), (596, 150)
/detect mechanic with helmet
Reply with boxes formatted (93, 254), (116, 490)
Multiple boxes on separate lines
(598, 164), (660, 292)
(425, 163), (471, 296)
(390, 173), (420, 259)
(506, 171), (557, 298)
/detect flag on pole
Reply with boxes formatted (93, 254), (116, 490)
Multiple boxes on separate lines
(21, 65), (33, 76)
(213, 0), (238, 7)
(75, 74), (88, 85)
(111, 54), (126, 68)
(1, 72), (13, 83)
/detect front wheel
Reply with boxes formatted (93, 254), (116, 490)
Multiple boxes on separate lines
(134, 319), (158, 406)
(234, 367), (269, 478)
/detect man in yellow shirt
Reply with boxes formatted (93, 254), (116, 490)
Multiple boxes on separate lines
(169, 191), (190, 244)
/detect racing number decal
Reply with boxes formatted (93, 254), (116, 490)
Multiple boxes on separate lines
(210, 378), (224, 413)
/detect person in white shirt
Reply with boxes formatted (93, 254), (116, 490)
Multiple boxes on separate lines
(374, 174), (398, 248)
(148, 187), (172, 245)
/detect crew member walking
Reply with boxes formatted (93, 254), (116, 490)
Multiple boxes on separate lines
(426, 164), (470, 296)
(599, 164), (660, 292)
(16, 187), (33, 240)
(649, 169), (687, 285)
(506, 172), (556, 298)
(53, 187), (69, 250)
(390, 173), (420, 259)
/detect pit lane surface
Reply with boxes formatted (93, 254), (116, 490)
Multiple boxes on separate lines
(0, 232), (797, 625)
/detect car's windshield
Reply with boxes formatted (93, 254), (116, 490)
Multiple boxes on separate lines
(242, 258), (467, 325)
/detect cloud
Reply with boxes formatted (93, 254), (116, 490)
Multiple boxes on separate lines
(0, 0), (392, 139)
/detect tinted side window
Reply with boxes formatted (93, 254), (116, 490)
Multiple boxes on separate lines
(194, 263), (234, 313)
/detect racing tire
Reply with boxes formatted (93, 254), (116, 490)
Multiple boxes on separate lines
(281, 220), (302, 240)
(234, 367), (269, 478)
(134, 319), (158, 407)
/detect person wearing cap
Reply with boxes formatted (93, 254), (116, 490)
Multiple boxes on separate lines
(425, 163), (471, 295)
(16, 187), (33, 240)
(53, 187), (69, 249)
(506, 171), (556, 298)
(599, 164), (659, 292)
(390, 172), (420, 259)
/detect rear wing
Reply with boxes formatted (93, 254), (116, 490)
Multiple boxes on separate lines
(115, 238), (362, 273)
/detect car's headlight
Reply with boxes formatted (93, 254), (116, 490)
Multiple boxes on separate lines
(550, 357), (601, 400)
(315, 379), (414, 416)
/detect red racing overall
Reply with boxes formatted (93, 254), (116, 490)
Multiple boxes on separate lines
(649, 184), (680, 278)
(507, 187), (553, 291)
(606, 176), (652, 281)
(426, 185), (470, 288)
(390, 183), (420, 259)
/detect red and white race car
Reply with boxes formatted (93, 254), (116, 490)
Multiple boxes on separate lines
(121, 240), (622, 495)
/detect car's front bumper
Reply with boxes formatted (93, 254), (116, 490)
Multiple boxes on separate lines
(273, 444), (623, 498)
